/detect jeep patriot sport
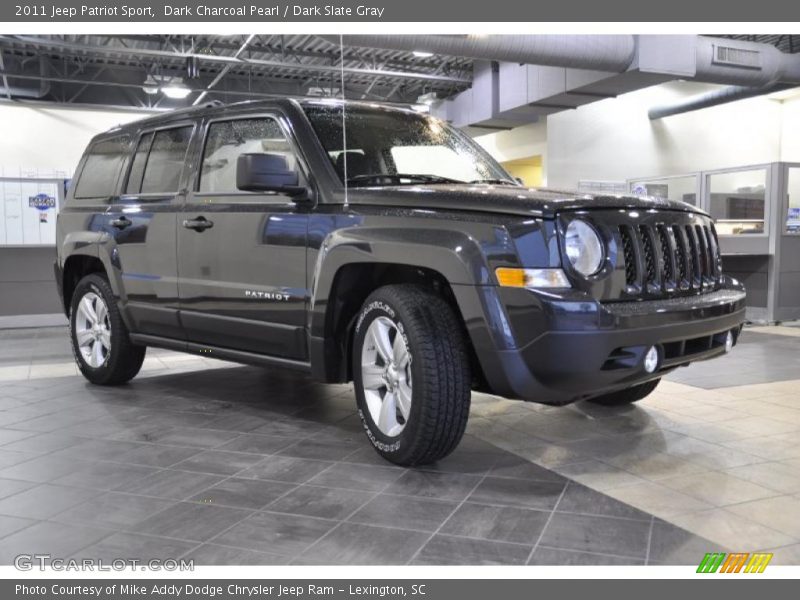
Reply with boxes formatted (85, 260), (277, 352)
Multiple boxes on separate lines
(55, 99), (746, 465)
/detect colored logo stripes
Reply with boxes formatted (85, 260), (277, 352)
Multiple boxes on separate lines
(697, 552), (773, 573)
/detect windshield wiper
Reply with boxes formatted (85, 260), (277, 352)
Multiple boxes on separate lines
(468, 178), (520, 186)
(346, 173), (466, 186)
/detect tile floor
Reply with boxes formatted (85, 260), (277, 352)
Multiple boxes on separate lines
(0, 325), (797, 565)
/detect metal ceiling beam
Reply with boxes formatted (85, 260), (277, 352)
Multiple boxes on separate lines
(194, 34), (255, 105)
(0, 70), (301, 100)
(0, 36), (472, 85)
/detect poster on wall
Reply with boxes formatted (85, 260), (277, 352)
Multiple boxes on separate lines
(0, 179), (60, 245)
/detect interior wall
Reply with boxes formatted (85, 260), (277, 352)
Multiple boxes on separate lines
(0, 102), (152, 177)
(474, 121), (548, 185)
(546, 81), (787, 189)
(0, 102), (150, 323)
(501, 156), (543, 186)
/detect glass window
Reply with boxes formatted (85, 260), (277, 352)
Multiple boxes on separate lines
(125, 132), (154, 194)
(200, 118), (300, 193)
(787, 168), (800, 234)
(708, 169), (766, 235)
(139, 126), (193, 194)
(73, 137), (128, 199)
(303, 103), (515, 187)
(631, 175), (697, 205)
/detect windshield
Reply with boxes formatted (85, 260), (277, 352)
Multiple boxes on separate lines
(302, 102), (517, 188)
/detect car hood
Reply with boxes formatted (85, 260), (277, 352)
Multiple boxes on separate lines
(346, 184), (705, 219)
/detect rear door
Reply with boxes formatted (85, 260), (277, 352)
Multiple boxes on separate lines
(176, 113), (310, 360)
(110, 123), (195, 339)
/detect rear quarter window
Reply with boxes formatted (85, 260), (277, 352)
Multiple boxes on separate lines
(73, 136), (129, 199)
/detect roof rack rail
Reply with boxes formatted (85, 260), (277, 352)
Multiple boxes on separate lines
(129, 100), (225, 127)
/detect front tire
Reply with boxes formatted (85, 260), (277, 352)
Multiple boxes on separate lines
(586, 379), (660, 406)
(69, 273), (145, 385)
(352, 284), (471, 466)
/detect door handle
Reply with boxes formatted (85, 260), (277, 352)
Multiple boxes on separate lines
(110, 216), (132, 230)
(183, 216), (214, 232)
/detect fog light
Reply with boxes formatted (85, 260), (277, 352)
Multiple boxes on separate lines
(644, 346), (659, 373)
(724, 331), (734, 353)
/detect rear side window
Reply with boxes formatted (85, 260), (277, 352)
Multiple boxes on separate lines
(73, 136), (128, 199)
(126, 126), (193, 194)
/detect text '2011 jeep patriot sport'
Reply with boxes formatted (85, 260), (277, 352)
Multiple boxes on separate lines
(55, 99), (746, 466)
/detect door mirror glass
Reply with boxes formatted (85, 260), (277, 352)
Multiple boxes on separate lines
(236, 153), (304, 195)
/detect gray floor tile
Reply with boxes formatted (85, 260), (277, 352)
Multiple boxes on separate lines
(75, 532), (196, 562)
(0, 514), (36, 538)
(114, 444), (200, 468)
(267, 485), (373, 520)
(440, 502), (550, 544)
(217, 434), (297, 456)
(0, 478), (36, 500)
(0, 521), (112, 565)
(0, 450), (35, 470)
(50, 492), (176, 529)
(0, 432), (86, 455)
(238, 456), (333, 484)
(0, 483), (97, 519)
(213, 511), (336, 557)
(529, 546), (644, 565)
(52, 461), (159, 491)
(300, 522), (430, 565)
(278, 439), (361, 461)
(556, 483), (651, 521)
(306, 462), (404, 492)
(384, 471), (482, 502)
(116, 469), (224, 500)
(468, 477), (566, 510)
(348, 494), (458, 532)
(171, 450), (264, 476)
(189, 478), (296, 510)
(184, 543), (290, 565)
(537, 512), (651, 559)
(488, 455), (568, 482)
(412, 534), (531, 565)
(648, 519), (723, 565)
(0, 428), (38, 446)
(0, 454), (89, 484)
(135, 502), (251, 543)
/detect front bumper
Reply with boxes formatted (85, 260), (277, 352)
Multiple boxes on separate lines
(458, 278), (746, 405)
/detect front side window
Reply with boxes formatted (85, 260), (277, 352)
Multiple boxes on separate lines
(199, 117), (301, 193)
(134, 126), (193, 194)
(303, 103), (515, 187)
(74, 136), (128, 199)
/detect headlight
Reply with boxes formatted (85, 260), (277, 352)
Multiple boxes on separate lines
(565, 219), (604, 276)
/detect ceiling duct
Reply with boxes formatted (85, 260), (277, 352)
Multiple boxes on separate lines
(323, 35), (638, 73)
(648, 82), (796, 120)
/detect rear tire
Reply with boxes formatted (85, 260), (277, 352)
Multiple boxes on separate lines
(586, 379), (660, 406)
(352, 284), (471, 466)
(69, 273), (145, 385)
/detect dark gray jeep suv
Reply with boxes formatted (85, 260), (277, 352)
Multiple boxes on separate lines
(55, 99), (746, 465)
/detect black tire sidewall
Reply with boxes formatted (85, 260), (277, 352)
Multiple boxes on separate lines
(352, 295), (423, 462)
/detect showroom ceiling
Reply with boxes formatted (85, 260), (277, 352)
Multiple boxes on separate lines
(0, 34), (474, 109)
(0, 34), (797, 112)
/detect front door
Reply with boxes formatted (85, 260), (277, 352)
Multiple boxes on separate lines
(177, 114), (309, 360)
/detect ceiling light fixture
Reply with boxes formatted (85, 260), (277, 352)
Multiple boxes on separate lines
(160, 78), (192, 99)
(412, 51), (434, 58)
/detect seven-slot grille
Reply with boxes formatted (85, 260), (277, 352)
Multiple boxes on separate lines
(618, 220), (721, 297)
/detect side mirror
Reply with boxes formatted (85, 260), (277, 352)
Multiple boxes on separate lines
(236, 153), (306, 196)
